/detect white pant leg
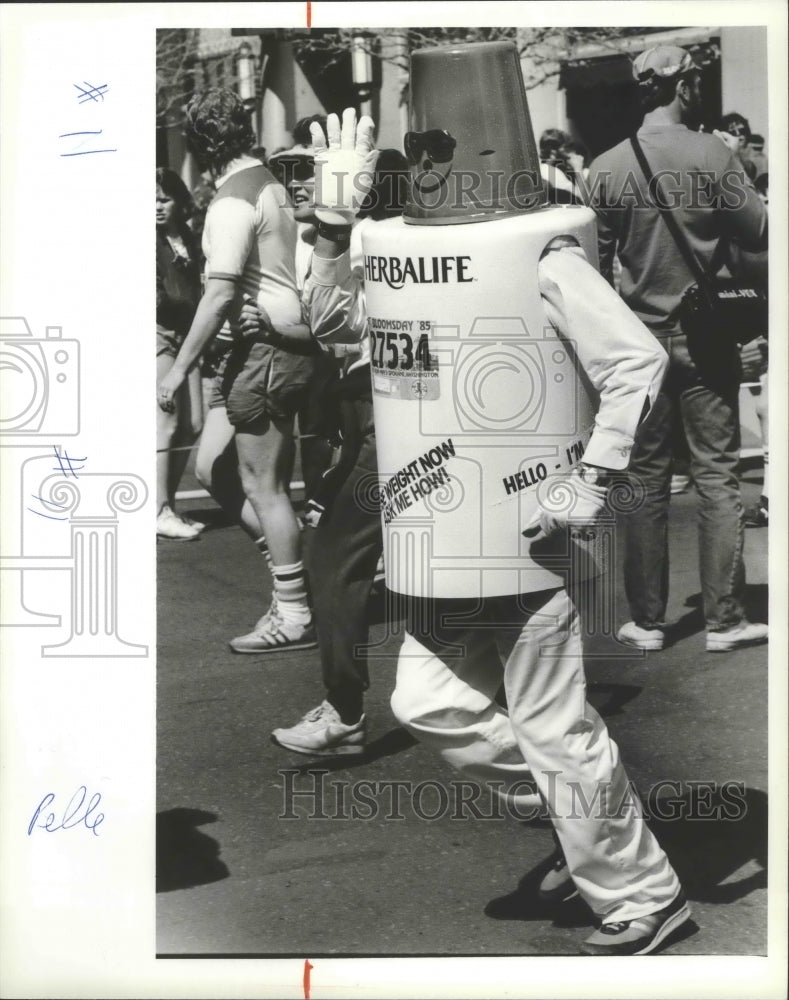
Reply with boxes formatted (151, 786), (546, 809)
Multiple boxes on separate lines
(502, 588), (682, 921)
(391, 630), (541, 814)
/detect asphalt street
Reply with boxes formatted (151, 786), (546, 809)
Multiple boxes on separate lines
(157, 463), (769, 958)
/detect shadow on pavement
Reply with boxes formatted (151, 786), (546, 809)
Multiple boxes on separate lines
(744, 584), (768, 625)
(484, 860), (592, 928)
(666, 604), (706, 647)
(156, 808), (230, 893)
(684, 586), (768, 625)
(647, 786), (767, 903)
(586, 682), (643, 718)
(484, 787), (766, 927)
(290, 726), (419, 775)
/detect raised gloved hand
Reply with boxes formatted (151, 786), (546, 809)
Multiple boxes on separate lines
(522, 467), (609, 542)
(311, 108), (380, 225)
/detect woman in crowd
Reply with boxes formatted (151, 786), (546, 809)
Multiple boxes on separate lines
(156, 168), (205, 539)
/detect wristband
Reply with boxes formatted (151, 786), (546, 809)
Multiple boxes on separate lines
(317, 220), (352, 243)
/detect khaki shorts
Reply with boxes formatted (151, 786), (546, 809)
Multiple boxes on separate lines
(218, 341), (316, 428)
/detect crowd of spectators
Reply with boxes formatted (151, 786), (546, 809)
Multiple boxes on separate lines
(155, 39), (770, 958)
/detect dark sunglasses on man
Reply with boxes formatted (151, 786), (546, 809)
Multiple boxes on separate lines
(274, 156), (316, 183)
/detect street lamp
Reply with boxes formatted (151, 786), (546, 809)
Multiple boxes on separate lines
(236, 41), (257, 104)
(236, 40), (264, 144)
(351, 33), (375, 118)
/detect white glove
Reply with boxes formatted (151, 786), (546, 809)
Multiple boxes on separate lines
(311, 108), (380, 225)
(522, 468), (608, 542)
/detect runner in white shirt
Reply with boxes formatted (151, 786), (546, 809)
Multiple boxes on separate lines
(157, 89), (316, 653)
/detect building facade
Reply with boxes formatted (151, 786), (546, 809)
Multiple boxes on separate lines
(157, 25), (768, 182)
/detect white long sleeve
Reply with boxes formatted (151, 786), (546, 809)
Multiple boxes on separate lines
(537, 245), (668, 470)
(301, 224), (369, 373)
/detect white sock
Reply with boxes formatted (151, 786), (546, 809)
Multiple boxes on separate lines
(271, 561), (311, 625)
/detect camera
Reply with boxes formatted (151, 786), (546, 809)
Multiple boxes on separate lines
(0, 317), (80, 437)
(418, 316), (579, 439)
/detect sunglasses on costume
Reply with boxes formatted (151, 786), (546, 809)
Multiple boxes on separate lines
(404, 129), (457, 165)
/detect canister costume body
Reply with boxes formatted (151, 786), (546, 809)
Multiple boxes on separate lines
(359, 42), (689, 950)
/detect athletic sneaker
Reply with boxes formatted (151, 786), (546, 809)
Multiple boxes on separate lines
(229, 608), (316, 654)
(580, 891), (691, 955)
(616, 621), (665, 651)
(180, 514), (206, 534)
(157, 505), (202, 540)
(250, 596), (278, 631)
(537, 850), (578, 903)
(271, 700), (367, 756)
(706, 621), (768, 652)
(744, 496), (768, 528)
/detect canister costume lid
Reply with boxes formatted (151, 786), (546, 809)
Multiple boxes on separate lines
(404, 41), (547, 225)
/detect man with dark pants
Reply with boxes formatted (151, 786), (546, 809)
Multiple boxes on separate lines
(298, 361), (381, 746)
(586, 45), (768, 653)
(243, 112), (383, 753)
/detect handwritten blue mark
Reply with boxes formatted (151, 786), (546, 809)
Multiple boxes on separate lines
(28, 786), (105, 836)
(59, 130), (116, 156)
(27, 494), (69, 520)
(52, 445), (86, 478)
(74, 81), (109, 104)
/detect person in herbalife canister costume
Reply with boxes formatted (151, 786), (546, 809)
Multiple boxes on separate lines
(345, 42), (689, 956)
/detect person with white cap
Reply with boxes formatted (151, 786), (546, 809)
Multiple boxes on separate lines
(276, 42), (694, 955)
(267, 120), (343, 503)
(585, 45), (768, 654)
(240, 117), (409, 754)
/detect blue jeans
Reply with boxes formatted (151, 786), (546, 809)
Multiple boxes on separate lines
(623, 333), (745, 631)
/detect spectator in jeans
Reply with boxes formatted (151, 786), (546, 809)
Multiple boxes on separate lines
(729, 193), (769, 530)
(585, 45), (768, 653)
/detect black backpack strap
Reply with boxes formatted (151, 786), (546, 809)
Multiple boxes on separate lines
(629, 135), (714, 285)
